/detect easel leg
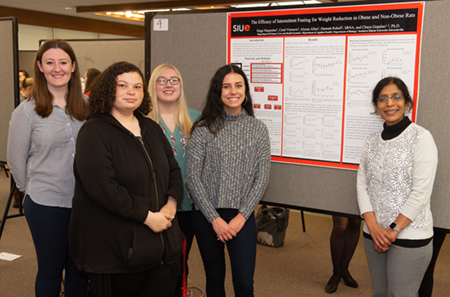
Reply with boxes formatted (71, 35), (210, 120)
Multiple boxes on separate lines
(0, 178), (24, 241)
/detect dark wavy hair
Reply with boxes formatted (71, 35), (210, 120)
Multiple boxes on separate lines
(372, 76), (413, 111)
(84, 68), (101, 94)
(33, 39), (87, 120)
(192, 64), (254, 134)
(19, 69), (29, 79)
(88, 62), (151, 115)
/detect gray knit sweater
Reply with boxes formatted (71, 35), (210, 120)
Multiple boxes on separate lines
(186, 109), (271, 223)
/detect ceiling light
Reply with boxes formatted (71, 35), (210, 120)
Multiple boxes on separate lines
(231, 3), (271, 8)
(136, 9), (170, 13)
(276, 1), (305, 5)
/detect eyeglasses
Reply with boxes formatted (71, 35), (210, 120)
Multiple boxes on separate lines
(156, 77), (180, 85)
(377, 94), (404, 103)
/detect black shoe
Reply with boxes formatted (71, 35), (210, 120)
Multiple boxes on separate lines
(325, 284), (338, 294)
(342, 270), (358, 288)
(325, 274), (341, 294)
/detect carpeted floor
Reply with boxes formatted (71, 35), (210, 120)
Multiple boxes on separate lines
(0, 170), (448, 296)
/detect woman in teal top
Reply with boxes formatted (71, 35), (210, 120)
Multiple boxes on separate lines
(148, 63), (200, 297)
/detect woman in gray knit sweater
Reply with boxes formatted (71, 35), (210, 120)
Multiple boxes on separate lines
(186, 65), (271, 297)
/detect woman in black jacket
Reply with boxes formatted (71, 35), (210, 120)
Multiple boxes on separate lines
(69, 62), (184, 297)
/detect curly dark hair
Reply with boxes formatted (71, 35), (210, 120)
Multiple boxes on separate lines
(89, 61), (152, 115)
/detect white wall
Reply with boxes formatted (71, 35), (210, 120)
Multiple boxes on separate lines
(18, 24), (132, 50)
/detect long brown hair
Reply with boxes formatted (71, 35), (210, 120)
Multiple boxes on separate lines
(192, 64), (254, 135)
(33, 39), (88, 121)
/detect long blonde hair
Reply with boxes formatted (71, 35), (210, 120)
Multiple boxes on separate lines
(148, 63), (194, 138)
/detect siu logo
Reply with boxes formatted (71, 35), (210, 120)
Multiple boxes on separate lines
(233, 24), (251, 32)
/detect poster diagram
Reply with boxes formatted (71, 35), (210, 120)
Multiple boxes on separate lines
(343, 34), (417, 164)
(283, 36), (345, 162)
(228, 2), (423, 169)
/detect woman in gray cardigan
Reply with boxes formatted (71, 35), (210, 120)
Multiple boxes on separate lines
(186, 64), (271, 297)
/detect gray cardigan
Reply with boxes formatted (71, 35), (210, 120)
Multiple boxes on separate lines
(186, 109), (271, 223)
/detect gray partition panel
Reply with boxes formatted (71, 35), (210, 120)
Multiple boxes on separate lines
(415, 0), (450, 229)
(18, 51), (37, 77)
(149, 13), (227, 112)
(148, 1), (450, 229)
(66, 39), (145, 76)
(0, 17), (18, 162)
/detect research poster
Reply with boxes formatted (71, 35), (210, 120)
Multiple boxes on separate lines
(227, 2), (423, 169)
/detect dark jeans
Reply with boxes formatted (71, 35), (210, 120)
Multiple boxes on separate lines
(23, 195), (88, 297)
(174, 211), (196, 297)
(192, 208), (256, 297)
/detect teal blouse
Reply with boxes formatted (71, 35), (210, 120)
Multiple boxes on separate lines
(160, 108), (201, 211)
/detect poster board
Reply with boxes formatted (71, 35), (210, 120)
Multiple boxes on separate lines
(64, 39), (145, 76)
(147, 0), (450, 229)
(227, 2), (422, 170)
(0, 17), (18, 162)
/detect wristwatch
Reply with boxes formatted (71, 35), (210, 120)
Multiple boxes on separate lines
(390, 222), (402, 233)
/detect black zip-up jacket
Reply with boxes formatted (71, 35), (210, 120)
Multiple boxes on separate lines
(69, 112), (184, 274)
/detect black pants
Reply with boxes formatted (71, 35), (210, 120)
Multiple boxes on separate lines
(192, 209), (257, 297)
(23, 195), (88, 297)
(418, 228), (447, 297)
(88, 263), (178, 297)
